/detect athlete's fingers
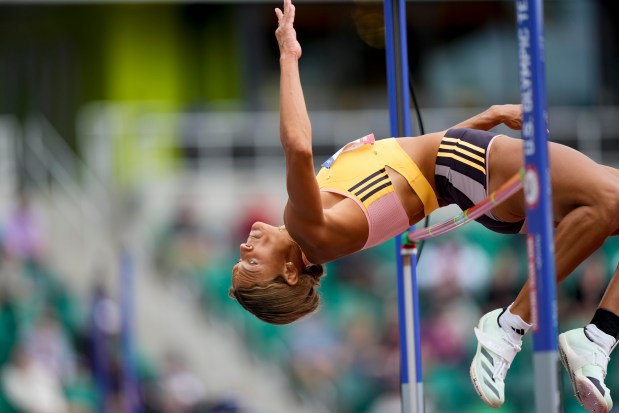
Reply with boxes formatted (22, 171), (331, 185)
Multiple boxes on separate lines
(275, 7), (283, 22)
(282, 0), (295, 24)
(287, 0), (295, 21)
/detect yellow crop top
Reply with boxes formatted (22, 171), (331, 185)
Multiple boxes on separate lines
(316, 137), (439, 216)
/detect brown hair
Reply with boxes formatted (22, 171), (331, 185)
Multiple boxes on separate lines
(229, 264), (325, 325)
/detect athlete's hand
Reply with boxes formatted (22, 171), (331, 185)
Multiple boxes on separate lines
(275, 0), (302, 59)
(495, 104), (523, 130)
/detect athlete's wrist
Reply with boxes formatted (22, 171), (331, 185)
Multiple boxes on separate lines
(280, 52), (300, 62)
(487, 105), (500, 120)
(487, 105), (505, 126)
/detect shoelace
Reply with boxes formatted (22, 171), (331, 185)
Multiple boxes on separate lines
(493, 360), (508, 381)
(474, 327), (522, 382)
(493, 340), (522, 381)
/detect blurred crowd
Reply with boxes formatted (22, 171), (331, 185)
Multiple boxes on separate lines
(185, 198), (619, 413)
(2, 189), (619, 413)
(0, 192), (246, 413)
(0, 0), (615, 411)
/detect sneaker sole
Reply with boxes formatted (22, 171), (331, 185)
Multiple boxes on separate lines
(559, 335), (609, 413)
(470, 314), (502, 408)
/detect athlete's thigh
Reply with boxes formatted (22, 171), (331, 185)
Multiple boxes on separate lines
(546, 142), (619, 220)
(600, 166), (619, 235)
(487, 135), (619, 223)
(486, 135), (526, 222)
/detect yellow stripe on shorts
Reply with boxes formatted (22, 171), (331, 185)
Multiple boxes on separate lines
(436, 152), (486, 174)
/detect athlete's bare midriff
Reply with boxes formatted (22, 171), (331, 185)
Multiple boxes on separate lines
(394, 133), (445, 219)
(319, 133), (443, 227)
(302, 133), (445, 262)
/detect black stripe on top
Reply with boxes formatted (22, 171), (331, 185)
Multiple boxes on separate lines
(349, 168), (387, 193)
(353, 174), (390, 197)
(360, 182), (393, 202)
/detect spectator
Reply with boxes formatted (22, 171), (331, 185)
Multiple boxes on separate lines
(1, 345), (68, 413)
(483, 248), (524, 312)
(154, 201), (210, 296)
(23, 308), (76, 384)
(3, 191), (46, 263)
(159, 352), (206, 413)
(417, 238), (491, 295)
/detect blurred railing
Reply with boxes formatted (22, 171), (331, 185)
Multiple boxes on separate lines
(78, 104), (619, 184)
(25, 114), (110, 228)
(0, 113), (318, 413)
(0, 114), (119, 296)
(0, 116), (19, 219)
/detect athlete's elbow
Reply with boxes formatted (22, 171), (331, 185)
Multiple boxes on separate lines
(281, 135), (312, 157)
(285, 146), (313, 164)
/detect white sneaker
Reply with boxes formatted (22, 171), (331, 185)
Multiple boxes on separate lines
(559, 328), (615, 413)
(470, 309), (522, 408)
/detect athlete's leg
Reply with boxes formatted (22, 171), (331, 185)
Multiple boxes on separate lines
(559, 263), (619, 413)
(487, 136), (619, 322)
(513, 204), (619, 320)
(478, 136), (619, 413)
(600, 266), (619, 314)
(510, 204), (611, 321)
(603, 165), (619, 236)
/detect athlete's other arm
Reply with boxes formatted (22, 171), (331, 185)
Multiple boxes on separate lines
(450, 104), (523, 131)
(275, 0), (324, 228)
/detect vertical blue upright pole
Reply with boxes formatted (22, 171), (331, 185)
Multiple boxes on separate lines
(120, 250), (142, 413)
(384, 1), (424, 412)
(91, 288), (109, 413)
(515, 1), (560, 412)
(401, 241), (424, 413)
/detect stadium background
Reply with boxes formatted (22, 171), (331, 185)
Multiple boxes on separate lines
(0, 0), (617, 412)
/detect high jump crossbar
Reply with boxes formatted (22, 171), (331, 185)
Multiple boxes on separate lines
(407, 169), (524, 242)
(385, 1), (560, 412)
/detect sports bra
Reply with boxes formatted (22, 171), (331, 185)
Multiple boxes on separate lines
(316, 135), (439, 249)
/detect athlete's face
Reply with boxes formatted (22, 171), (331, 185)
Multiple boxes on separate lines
(232, 222), (294, 288)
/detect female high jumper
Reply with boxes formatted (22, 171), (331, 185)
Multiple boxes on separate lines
(229, 1), (619, 411)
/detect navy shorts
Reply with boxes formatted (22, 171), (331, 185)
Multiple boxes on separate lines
(434, 128), (524, 234)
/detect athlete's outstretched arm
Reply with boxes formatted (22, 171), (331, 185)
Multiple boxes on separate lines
(275, 0), (324, 226)
(450, 104), (523, 131)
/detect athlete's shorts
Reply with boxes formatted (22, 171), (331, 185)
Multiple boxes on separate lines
(435, 128), (525, 234)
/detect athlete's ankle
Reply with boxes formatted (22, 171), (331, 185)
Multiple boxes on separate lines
(590, 308), (619, 341)
(497, 304), (532, 344)
(584, 324), (617, 356)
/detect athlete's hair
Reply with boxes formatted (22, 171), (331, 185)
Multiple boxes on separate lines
(229, 264), (325, 325)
